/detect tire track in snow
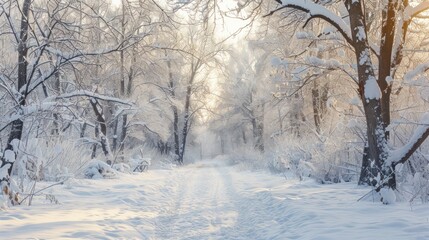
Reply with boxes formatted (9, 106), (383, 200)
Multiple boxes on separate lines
(153, 163), (237, 239)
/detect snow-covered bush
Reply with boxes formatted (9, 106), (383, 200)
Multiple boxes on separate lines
(406, 167), (429, 203)
(83, 160), (116, 179)
(227, 147), (266, 171)
(0, 195), (6, 210)
(129, 158), (151, 172)
(266, 144), (316, 181)
(18, 155), (44, 181)
(112, 163), (131, 173)
(12, 139), (91, 182)
(268, 133), (361, 183)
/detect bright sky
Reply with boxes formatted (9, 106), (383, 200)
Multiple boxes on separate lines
(108, 0), (250, 121)
(110, 0), (248, 38)
(111, 0), (120, 8)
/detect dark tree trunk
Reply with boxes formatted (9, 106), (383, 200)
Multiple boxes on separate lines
(91, 124), (99, 159)
(178, 91), (192, 164)
(242, 129), (247, 144)
(51, 55), (62, 137)
(312, 88), (321, 135)
(119, 114), (127, 158)
(346, 0), (393, 189)
(177, 60), (200, 164)
(90, 98), (110, 158)
(378, 0), (397, 139)
(112, 117), (119, 152)
(220, 134), (225, 155)
(252, 113), (264, 152)
(127, 43), (137, 96)
(80, 122), (87, 138)
(0, 0), (31, 205)
(166, 52), (180, 161)
(312, 81), (329, 135)
(173, 107), (180, 159)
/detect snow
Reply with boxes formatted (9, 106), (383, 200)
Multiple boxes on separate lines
(387, 113), (429, 165)
(404, 62), (429, 83)
(380, 187), (397, 205)
(356, 26), (366, 41)
(364, 76), (381, 100)
(307, 56), (341, 68)
(0, 163), (11, 179)
(359, 49), (370, 65)
(3, 150), (15, 163)
(280, 0), (352, 42)
(52, 90), (134, 106)
(1, 159), (429, 239)
(349, 96), (360, 106)
(83, 160), (116, 179)
(295, 31), (316, 40)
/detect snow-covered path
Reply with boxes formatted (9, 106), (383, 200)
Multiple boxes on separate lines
(1, 159), (429, 239)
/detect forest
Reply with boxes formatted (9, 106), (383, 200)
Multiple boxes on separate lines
(1, 0), (429, 238)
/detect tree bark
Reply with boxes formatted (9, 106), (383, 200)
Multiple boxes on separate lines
(0, 0), (31, 205)
(166, 52), (180, 160)
(178, 84), (192, 164)
(378, 0), (398, 138)
(91, 124), (99, 159)
(112, 117), (119, 152)
(90, 98), (110, 158)
(346, 0), (392, 189)
(178, 59), (200, 164)
(312, 87), (321, 135)
(252, 103), (264, 152)
(119, 114), (127, 158)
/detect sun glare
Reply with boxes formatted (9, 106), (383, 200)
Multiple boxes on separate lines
(111, 0), (121, 8)
(215, 2), (250, 39)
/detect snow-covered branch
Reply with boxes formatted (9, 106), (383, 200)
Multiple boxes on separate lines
(52, 90), (134, 106)
(388, 113), (429, 166)
(404, 62), (429, 83)
(405, 2), (429, 21)
(267, 0), (353, 45)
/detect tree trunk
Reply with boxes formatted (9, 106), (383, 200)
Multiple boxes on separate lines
(127, 42), (137, 96)
(166, 52), (180, 161)
(179, 92), (191, 164)
(0, 0), (31, 205)
(119, 114), (127, 159)
(173, 107), (180, 159)
(378, 0), (398, 139)
(90, 98), (110, 158)
(242, 129), (247, 145)
(112, 117), (119, 152)
(178, 60), (200, 164)
(347, 0), (393, 189)
(80, 122), (87, 138)
(91, 124), (99, 159)
(312, 87), (321, 135)
(252, 105), (264, 152)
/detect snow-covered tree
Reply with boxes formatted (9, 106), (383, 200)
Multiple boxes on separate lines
(266, 0), (429, 201)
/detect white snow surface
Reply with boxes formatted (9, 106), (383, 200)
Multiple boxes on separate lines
(364, 76), (381, 100)
(1, 159), (429, 239)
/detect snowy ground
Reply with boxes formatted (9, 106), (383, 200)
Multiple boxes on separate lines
(1, 159), (429, 240)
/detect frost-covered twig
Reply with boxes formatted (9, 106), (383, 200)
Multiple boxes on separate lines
(19, 180), (65, 205)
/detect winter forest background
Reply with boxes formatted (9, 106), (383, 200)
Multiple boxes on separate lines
(2, 0), (429, 212)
